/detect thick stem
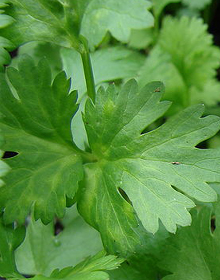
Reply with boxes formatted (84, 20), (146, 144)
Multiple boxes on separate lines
(79, 37), (96, 103)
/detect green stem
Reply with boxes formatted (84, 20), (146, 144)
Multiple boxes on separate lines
(79, 37), (96, 103)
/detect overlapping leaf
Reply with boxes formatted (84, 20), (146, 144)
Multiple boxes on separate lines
(138, 16), (220, 114)
(0, 55), (84, 224)
(80, 0), (154, 48)
(78, 79), (220, 255)
(160, 204), (220, 279)
(61, 46), (145, 149)
(0, 217), (25, 278)
(2, 0), (153, 50)
(15, 206), (103, 276)
(0, 0), (15, 69)
(32, 252), (123, 280)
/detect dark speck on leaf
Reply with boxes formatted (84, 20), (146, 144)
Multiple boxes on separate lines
(154, 87), (161, 92)
(171, 162), (181, 165)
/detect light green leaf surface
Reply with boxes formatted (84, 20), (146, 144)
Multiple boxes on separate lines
(32, 252), (123, 280)
(78, 79), (220, 255)
(161, 205), (220, 279)
(62, 46), (145, 149)
(80, 0), (154, 48)
(0, 55), (84, 224)
(128, 28), (154, 50)
(15, 206), (103, 276)
(61, 46), (145, 95)
(182, 0), (211, 10)
(0, 218), (25, 278)
(138, 16), (220, 114)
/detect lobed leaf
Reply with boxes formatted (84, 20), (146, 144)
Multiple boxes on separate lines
(0, 55), (84, 224)
(32, 252), (123, 280)
(160, 204), (220, 279)
(2, 0), (153, 50)
(138, 16), (220, 114)
(78, 79), (220, 254)
(80, 0), (154, 48)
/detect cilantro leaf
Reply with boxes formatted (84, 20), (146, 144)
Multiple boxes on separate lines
(182, 0), (211, 10)
(80, 0), (154, 48)
(0, 217), (25, 278)
(0, 0), (15, 69)
(61, 46), (145, 96)
(0, 55), (84, 224)
(78, 79), (220, 254)
(32, 252), (123, 280)
(160, 205), (220, 279)
(62, 46), (145, 150)
(1, 0), (81, 50)
(138, 16), (220, 114)
(15, 206), (103, 276)
(2, 0), (153, 50)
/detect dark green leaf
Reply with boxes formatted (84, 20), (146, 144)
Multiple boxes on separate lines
(0, 55), (84, 224)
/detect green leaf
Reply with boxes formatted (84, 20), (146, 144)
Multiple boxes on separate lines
(128, 28), (154, 50)
(2, 0), (81, 50)
(182, 0), (211, 10)
(151, 0), (181, 18)
(109, 263), (147, 280)
(0, 217), (25, 278)
(32, 252), (123, 280)
(0, 55), (84, 224)
(80, 0), (154, 48)
(15, 206), (103, 276)
(61, 46), (145, 149)
(0, 1), (15, 69)
(62, 46), (145, 96)
(11, 42), (62, 78)
(160, 205), (220, 279)
(78, 79), (220, 254)
(3, 0), (153, 50)
(138, 16), (220, 114)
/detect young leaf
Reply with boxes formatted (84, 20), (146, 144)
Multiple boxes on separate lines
(78, 79), (220, 254)
(62, 46), (145, 150)
(0, 217), (25, 278)
(160, 205), (220, 279)
(80, 0), (154, 48)
(15, 206), (103, 276)
(138, 16), (220, 114)
(32, 252), (123, 280)
(0, 55), (84, 224)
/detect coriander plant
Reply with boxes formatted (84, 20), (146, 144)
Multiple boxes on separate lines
(0, 0), (220, 279)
